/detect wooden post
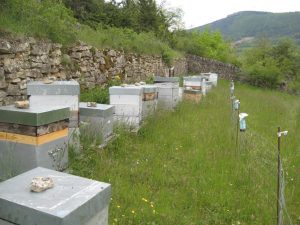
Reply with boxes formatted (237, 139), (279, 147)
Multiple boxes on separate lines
(277, 126), (281, 225)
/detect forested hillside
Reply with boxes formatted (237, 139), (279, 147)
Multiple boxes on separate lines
(194, 11), (300, 45)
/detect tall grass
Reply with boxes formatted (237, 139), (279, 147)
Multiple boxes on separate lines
(69, 80), (300, 224)
(0, 0), (181, 62)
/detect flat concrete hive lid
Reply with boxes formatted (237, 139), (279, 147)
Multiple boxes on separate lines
(142, 85), (158, 93)
(154, 83), (179, 88)
(183, 76), (203, 81)
(109, 86), (143, 95)
(154, 76), (179, 83)
(79, 102), (115, 117)
(0, 167), (111, 225)
(0, 105), (70, 126)
(27, 81), (80, 95)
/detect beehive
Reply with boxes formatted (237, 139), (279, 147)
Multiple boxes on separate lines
(79, 103), (115, 143)
(141, 85), (158, 119)
(0, 105), (69, 180)
(0, 167), (111, 225)
(27, 81), (80, 149)
(109, 86), (143, 129)
(154, 83), (179, 110)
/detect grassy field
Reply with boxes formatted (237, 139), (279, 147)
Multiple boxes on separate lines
(70, 80), (300, 225)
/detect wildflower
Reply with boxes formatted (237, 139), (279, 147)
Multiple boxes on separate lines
(114, 218), (118, 222)
(117, 205), (121, 208)
(142, 198), (148, 202)
(151, 204), (154, 208)
(131, 210), (135, 214)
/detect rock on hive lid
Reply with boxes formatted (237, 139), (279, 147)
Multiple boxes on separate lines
(79, 102), (115, 117)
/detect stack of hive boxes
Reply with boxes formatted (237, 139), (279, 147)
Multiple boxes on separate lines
(27, 81), (80, 148)
(183, 76), (203, 103)
(0, 105), (69, 180)
(109, 86), (143, 130)
(141, 85), (158, 119)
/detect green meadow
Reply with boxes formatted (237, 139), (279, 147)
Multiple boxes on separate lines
(70, 80), (300, 224)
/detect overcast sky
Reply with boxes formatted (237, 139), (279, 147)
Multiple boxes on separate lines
(159, 0), (300, 28)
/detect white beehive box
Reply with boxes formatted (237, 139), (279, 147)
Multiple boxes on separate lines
(154, 83), (179, 110)
(201, 73), (218, 87)
(141, 85), (158, 119)
(109, 86), (143, 129)
(27, 81), (80, 150)
(79, 103), (115, 144)
(183, 76), (203, 90)
(27, 81), (80, 128)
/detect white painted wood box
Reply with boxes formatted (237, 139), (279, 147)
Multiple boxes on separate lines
(109, 86), (143, 129)
(154, 83), (179, 110)
(141, 85), (158, 119)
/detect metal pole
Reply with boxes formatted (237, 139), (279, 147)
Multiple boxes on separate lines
(236, 108), (240, 150)
(277, 126), (281, 225)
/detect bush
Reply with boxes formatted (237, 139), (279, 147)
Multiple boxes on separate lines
(244, 62), (280, 88)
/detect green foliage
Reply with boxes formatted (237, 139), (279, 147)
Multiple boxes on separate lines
(80, 77), (122, 104)
(174, 29), (240, 65)
(0, 0), (77, 45)
(80, 86), (109, 104)
(241, 37), (300, 90)
(70, 80), (300, 224)
(78, 25), (181, 57)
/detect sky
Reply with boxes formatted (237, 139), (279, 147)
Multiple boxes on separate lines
(158, 0), (300, 28)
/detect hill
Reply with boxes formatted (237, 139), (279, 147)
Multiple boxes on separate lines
(193, 11), (300, 45)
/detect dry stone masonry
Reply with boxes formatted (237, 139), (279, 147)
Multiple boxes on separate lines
(0, 37), (238, 105)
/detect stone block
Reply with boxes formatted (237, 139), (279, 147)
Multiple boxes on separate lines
(0, 167), (111, 225)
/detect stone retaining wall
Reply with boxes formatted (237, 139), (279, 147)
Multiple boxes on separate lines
(0, 37), (239, 105)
